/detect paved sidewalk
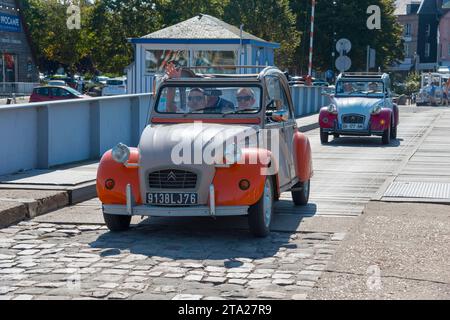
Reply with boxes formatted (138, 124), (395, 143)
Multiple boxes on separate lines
(0, 162), (98, 228)
(308, 201), (450, 300)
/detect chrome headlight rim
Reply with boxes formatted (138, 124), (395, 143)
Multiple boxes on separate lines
(327, 104), (338, 114)
(371, 105), (383, 115)
(111, 143), (131, 164)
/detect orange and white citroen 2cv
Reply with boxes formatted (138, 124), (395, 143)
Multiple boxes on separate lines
(97, 66), (313, 237)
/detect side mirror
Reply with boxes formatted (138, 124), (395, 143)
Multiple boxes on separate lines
(272, 110), (289, 122)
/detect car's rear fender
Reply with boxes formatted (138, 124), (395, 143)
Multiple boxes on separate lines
(370, 108), (392, 132)
(212, 148), (279, 206)
(293, 131), (314, 182)
(97, 149), (142, 205)
(319, 107), (338, 129)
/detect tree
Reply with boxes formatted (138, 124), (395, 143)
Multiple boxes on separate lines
(224, 0), (301, 70)
(290, 0), (404, 74)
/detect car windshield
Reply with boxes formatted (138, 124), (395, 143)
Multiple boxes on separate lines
(336, 81), (384, 97)
(155, 85), (262, 115)
(64, 87), (83, 96)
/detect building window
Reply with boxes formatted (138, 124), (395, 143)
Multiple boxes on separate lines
(1, 54), (17, 82)
(404, 43), (410, 56)
(425, 43), (430, 57)
(404, 24), (411, 36)
(192, 51), (237, 74)
(425, 24), (431, 37)
(145, 50), (189, 74)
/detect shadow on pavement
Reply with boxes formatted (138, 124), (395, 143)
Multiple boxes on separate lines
(89, 203), (317, 263)
(324, 137), (403, 148)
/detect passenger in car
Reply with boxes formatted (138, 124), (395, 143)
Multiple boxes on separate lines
(236, 88), (257, 112)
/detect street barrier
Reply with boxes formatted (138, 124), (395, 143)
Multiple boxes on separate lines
(0, 86), (329, 176)
(0, 82), (40, 98)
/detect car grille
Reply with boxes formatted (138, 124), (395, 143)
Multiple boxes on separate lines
(342, 114), (365, 124)
(148, 170), (197, 189)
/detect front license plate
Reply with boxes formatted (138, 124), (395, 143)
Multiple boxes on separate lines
(343, 123), (364, 130)
(147, 193), (198, 205)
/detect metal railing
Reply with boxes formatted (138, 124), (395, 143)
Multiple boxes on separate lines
(0, 82), (40, 98)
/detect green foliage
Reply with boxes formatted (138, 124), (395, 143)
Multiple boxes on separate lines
(405, 72), (421, 95)
(290, 0), (404, 74)
(21, 0), (403, 76)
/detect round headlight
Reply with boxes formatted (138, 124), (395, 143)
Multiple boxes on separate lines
(372, 105), (382, 115)
(327, 104), (337, 114)
(112, 143), (130, 164)
(224, 143), (243, 164)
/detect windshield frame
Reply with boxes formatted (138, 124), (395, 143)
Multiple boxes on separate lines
(153, 83), (264, 116)
(335, 80), (385, 98)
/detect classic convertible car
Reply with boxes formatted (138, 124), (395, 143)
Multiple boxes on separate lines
(96, 67), (314, 237)
(319, 72), (399, 145)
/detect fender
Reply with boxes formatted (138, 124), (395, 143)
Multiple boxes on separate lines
(293, 131), (314, 182)
(213, 148), (280, 206)
(370, 108), (392, 132)
(96, 148), (142, 205)
(319, 107), (338, 129)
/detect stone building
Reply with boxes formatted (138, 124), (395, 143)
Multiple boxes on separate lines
(0, 0), (38, 83)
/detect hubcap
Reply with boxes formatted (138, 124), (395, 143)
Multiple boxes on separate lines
(263, 180), (273, 228)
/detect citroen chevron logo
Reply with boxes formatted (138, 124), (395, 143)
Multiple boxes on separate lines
(167, 172), (177, 182)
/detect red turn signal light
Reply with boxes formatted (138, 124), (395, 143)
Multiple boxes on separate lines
(239, 179), (251, 191)
(105, 179), (115, 190)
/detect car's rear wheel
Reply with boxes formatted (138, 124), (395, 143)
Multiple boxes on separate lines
(320, 129), (329, 144)
(291, 180), (310, 206)
(382, 125), (391, 145)
(248, 178), (274, 238)
(103, 213), (131, 232)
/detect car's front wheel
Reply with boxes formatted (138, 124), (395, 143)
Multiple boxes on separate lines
(382, 125), (391, 145)
(248, 178), (274, 238)
(103, 213), (131, 232)
(320, 129), (329, 144)
(390, 121), (397, 140)
(291, 180), (310, 206)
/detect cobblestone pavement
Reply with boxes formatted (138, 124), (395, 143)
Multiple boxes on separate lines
(0, 221), (344, 300)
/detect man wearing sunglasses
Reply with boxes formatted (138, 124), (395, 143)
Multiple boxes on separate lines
(236, 88), (257, 112)
(187, 88), (208, 112)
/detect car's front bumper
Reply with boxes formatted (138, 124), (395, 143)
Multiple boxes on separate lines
(322, 127), (384, 136)
(102, 184), (249, 217)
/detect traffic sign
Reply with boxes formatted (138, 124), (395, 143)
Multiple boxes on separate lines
(336, 38), (352, 54)
(335, 56), (352, 72)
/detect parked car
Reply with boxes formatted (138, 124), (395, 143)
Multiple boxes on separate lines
(92, 76), (110, 85)
(313, 79), (330, 87)
(319, 72), (399, 145)
(47, 80), (67, 87)
(102, 78), (127, 96)
(97, 67), (314, 237)
(416, 73), (445, 106)
(29, 86), (89, 103)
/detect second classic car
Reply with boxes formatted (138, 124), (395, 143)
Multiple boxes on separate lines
(319, 72), (399, 145)
(96, 67), (314, 237)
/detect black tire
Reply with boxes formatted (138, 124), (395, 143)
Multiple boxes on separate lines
(103, 213), (131, 232)
(320, 129), (329, 144)
(390, 122), (397, 140)
(382, 125), (391, 145)
(291, 180), (310, 206)
(248, 178), (274, 238)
